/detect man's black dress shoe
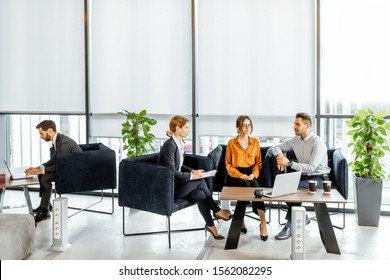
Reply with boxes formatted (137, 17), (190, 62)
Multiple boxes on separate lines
(33, 207), (43, 213)
(275, 225), (291, 240)
(33, 203), (53, 213)
(34, 209), (51, 223)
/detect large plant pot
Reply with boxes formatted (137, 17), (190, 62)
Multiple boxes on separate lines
(353, 175), (383, 227)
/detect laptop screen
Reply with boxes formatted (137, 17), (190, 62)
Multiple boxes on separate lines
(3, 160), (13, 176)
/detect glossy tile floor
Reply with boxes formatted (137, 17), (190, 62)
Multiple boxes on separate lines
(2, 189), (390, 260)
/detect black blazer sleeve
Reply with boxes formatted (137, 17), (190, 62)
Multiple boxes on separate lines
(158, 138), (192, 181)
(43, 133), (82, 173)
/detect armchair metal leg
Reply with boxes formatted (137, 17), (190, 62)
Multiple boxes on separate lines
(59, 189), (115, 218)
(122, 207), (204, 249)
(336, 203), (345, 229)
(268, 202), (272, 223)
(167, 216), (171, 249)
(303, 203), (346, 230)
(330, 203), (346, 230)
(277, 202), (287, 225)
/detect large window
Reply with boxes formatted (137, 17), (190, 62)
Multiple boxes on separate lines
(6, 115), (86, 167)
(1, 0), (390, 209)
(319, 0), (390, 205)
(320, 0), (390, 116)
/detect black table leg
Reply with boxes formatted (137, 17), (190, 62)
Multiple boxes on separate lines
(313, 203), (341, 254)
(225, 200), (247, 250)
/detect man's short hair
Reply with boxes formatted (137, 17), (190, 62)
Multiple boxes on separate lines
(36, 120), (57, 132)
(296, 112), (312, 127)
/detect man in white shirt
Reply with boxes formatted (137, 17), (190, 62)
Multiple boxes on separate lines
(273, 112), (330, 240)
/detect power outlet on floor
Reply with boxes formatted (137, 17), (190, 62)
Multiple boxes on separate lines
(50, 197), (71, 252)
(291, 206), (306, 260)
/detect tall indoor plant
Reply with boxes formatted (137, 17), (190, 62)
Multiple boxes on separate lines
(118, 109), (157, 158)
(346, 109), (390, 226)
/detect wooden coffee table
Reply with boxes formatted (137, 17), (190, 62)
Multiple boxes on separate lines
(220, 186), (347, 254)
(0, 168), (39, 215)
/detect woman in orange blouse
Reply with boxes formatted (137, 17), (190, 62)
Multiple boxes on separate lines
(225, 115), (268, 241)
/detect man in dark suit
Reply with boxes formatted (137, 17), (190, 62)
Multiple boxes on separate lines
(25, 120), (82, 223)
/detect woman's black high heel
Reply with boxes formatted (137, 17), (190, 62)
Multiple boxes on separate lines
(213, 212), (233, 221)
(205, 225), (225, 240)
(260, 224), (268, 241)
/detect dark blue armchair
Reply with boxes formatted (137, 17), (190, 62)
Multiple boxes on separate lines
(207, 144), (273, 192)
(55, 143), (117, 216)
(269, 147), (349, 228)
(280, 148), (349, 199)
(207, 144), (274, 222)
(118, 153), (213, 248)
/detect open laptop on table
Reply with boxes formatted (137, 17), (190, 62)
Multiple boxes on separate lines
(262, 171), (302, 198)
(3, 160), (33, 180)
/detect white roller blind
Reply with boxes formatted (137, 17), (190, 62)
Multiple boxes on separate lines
(91, 114), (178, 139)
(321, 0), (390, 110)
(197, 0), (315, 137)
(198, 115), (295, 138)
(0, 0), (85, 113)
(89, 0), (192, 138)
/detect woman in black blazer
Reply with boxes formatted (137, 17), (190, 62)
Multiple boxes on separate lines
(158, 115), (232, 239)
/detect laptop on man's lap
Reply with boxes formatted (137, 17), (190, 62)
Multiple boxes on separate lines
(262, 171), (302, 198)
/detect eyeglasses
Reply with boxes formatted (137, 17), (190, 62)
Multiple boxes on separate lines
(242, 124), (251, 128)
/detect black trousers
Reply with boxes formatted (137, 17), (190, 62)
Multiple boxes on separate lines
(225, 167), (266, 213)
(175, 179), (220, 227)
(38, 172), (56, 210)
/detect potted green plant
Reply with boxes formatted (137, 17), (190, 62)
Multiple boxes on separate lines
(118, 109), (157, 158)
(346, 108), (390, 226)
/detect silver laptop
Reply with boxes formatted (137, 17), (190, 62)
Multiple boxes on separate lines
(3, 160), (33, 180)
(262, 171), (302, 198)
